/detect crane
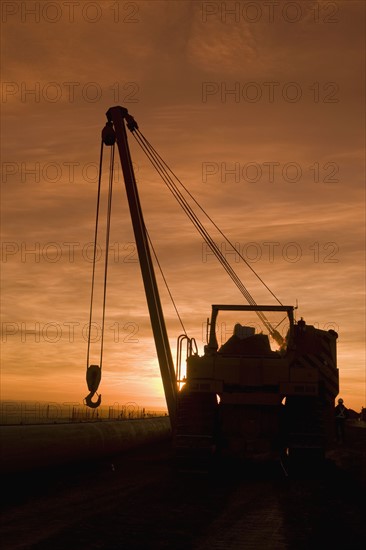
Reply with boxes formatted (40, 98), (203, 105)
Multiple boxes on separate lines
(85, 106), (339, 466)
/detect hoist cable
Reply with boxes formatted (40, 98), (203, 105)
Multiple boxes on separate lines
(131, 132), (267, 325)
(140, 142), (273, 335)
(86, 142), (114, 375)
(133, 130), (280, 335)
(86, 140), (104, 371)
(130, 130), (281, 340)
(146, 228), (187, 336)
(99, 143), (115, 369)
(136, 130), (282, 306)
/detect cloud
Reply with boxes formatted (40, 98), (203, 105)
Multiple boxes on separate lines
(1, 0), (364, 410)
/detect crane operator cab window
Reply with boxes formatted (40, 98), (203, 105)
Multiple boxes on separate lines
(215, 312), (289, 357)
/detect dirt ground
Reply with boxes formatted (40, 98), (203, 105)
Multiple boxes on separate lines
(1, 434), (365, 550)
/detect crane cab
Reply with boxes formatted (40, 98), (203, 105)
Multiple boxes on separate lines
(175, 305), (338, 464)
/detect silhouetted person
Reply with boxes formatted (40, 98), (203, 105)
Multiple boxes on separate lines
(335, 398), (348, 444)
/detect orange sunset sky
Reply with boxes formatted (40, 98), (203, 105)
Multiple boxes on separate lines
(1, 0), (365, 412)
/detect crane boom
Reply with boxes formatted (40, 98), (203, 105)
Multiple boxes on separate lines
(104, 106), (176, 424)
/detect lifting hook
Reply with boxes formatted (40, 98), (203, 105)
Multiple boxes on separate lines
(84, 391), (102, 409)
(85, 364), (102, 409)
